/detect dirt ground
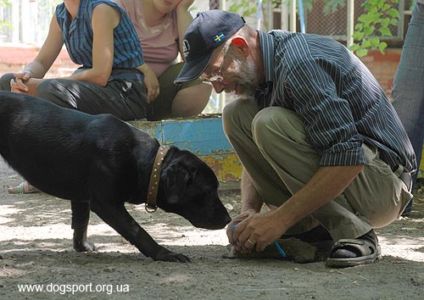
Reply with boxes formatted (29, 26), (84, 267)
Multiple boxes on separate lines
(0, 158), (423, 300)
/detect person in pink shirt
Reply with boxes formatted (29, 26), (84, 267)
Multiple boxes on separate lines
(116, 0), (212, 120)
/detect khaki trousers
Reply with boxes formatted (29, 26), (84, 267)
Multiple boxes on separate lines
(223, 99), (412, 240)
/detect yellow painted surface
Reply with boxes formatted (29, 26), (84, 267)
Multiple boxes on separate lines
(201, 154), (242, 183)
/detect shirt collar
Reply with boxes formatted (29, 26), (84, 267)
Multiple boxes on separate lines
(255, 31), (274, 107)
(75, 0), (87, 20)
(65, 0), (87, 34)
(258, 30), (274, 85)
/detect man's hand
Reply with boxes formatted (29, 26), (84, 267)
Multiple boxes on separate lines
(226, 209), (256, 245)
(232, 209), (287, 253)
(10, 71), (32, 93)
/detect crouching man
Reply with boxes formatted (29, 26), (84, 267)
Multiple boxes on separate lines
(174, 10), (416, 267)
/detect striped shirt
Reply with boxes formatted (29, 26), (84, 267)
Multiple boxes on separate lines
(257, 30), (416, 172)
(56, 0), (144, 80)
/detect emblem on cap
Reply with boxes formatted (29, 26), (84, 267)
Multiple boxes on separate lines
(213, 33), (225, 43)
(183, 39), (190, 58)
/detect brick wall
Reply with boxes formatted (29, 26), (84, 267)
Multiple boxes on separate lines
(0, 46), (77, 78)
(360, 49), (402, 100)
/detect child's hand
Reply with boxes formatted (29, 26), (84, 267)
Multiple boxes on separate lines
(138, 64), (160, 103)
(10, 71), (32, 93)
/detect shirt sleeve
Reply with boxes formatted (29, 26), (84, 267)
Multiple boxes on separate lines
(285, 58), (366, 166)
(113, 0), (125, 9)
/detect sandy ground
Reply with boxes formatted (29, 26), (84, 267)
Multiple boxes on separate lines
(0, 158), (423, 300)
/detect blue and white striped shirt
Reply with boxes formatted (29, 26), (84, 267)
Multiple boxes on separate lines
(257, 30), (416, 173)
(56, 0), (143, 80)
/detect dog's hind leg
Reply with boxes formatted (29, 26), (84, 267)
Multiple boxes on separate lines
(90, 201), (190, 262)
(71, 201), (95, 252)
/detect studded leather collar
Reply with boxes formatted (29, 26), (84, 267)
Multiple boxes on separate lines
(145, 145), (170, 212)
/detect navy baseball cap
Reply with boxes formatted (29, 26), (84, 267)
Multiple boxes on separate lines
(174, 10), (245, 84)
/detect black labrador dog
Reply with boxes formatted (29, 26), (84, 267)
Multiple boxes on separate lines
(0, 91), (231, 262)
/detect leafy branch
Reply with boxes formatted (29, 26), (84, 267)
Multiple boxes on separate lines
(350, 0), (399, 57)
(0, 0), (11, 31)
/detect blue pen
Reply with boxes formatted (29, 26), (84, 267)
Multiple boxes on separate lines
(274, 240), (287, 258)
(229, 223), (238, 243)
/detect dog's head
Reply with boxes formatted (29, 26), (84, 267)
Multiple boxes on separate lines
(157, 148), (231, 229)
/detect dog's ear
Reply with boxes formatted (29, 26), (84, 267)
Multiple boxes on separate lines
(162, 161), (193, 204)
(182, 165), (198, 187)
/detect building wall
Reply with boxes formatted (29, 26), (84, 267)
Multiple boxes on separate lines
(0, 46), (77, 77)
(361, 49), (402, 99)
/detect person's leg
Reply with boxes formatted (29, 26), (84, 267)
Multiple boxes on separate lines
(251, 107), (412, 239)
(252, 107), (412, 266)
(1, 74), (41, 194)
(36, 78), (148, 121)
(1, 73), (147, 119)
(2, 74), (36, 193)
(147, 63), (212, 120)
(392, 2), (424, 191)
(222, 99), (319, 234)
(171, 83), (212, 117)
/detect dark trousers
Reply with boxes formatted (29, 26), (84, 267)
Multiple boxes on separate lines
(0, 73), (148, 121)
(392, 3), (424, 213)
(392, 3), (424, 189)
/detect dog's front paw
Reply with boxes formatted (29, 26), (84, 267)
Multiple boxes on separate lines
(154, 249), (191, 262)
(73, 240), (96, 252)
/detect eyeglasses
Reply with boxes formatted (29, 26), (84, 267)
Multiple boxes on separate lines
(199, 46), (230, 83)
(199, 72), (224, 83)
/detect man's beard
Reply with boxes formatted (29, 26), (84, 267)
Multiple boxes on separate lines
(228, 57), (258, 99)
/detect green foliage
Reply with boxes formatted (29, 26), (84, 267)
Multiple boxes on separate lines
(0, 0), (60, 33)
(0, 0), (10, 7)
(228, 0), (258, 17)
(351, 0), (399, 57)
(0, 0), (11, 29)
